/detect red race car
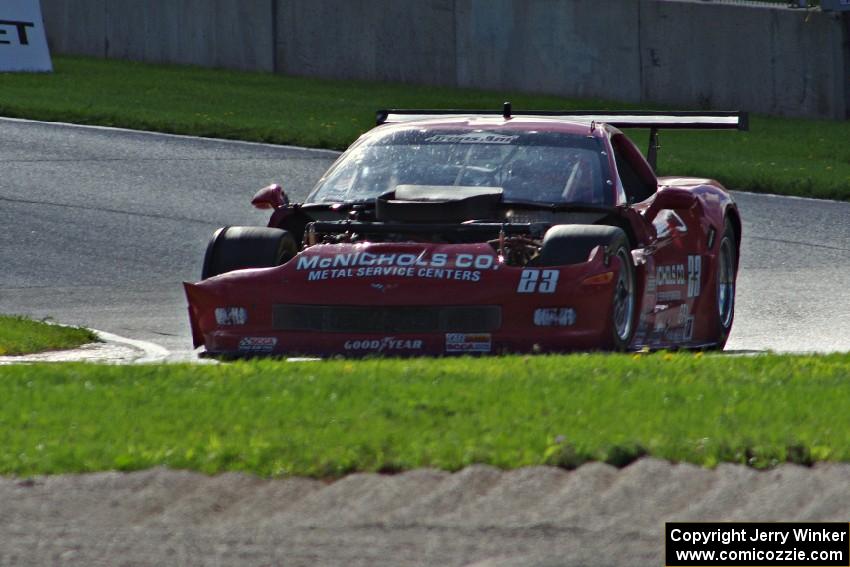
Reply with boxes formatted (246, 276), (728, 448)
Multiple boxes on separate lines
(185, 105), (745, 356)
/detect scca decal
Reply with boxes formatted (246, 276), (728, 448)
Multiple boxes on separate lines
(446, 333), (492, 353)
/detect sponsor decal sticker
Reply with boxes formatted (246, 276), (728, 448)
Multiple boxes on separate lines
(343, 337), (423, 352)
(370, 283), (399, 293)
(446, 333), (492, 353)
(297, 251), (496, 282)
(424, 133), (519, 145)
(651, 305), (695, 344)
(656, 263), (686, 286)
(656, 290), (681, 302)
(215, 307), (247, 326)
(656, 255), (701, 297)
(533, 308), (576, 327)
(662, 317), (695, 343)
(238, 337), (277, 353)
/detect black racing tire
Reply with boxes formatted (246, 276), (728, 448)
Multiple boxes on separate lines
(708, 218), (738, 350)
(201, 226), (298, 280)
(532, 225), (636, 350)
(532, 225), (629, 267)
(608, 239), (637, 351)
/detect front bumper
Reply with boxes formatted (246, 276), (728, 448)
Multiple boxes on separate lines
(185, 243), (621, 356)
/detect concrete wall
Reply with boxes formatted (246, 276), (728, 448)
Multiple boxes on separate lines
(275, 0), (456, 85)
(844, 14), (850, 118)
(454, 0), (642, 103)
(41, 0), (106, 57)
(39, 0), (849, 119)
(40, 0), (274, 71)
(640, 1), (847, 119)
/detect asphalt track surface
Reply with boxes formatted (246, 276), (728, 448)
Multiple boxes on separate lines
(1, 117), (849, 355)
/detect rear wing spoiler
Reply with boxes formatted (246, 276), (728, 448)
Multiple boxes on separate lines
(376, 104), (748, 171)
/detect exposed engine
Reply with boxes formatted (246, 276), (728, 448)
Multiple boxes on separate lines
(302, 222), (544, 267)
(285, 185), (619, 268)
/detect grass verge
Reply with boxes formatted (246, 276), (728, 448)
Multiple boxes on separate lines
(1, 352), (848, 477)
(0, 56), (848, 200)
(0, 315), (98, 356)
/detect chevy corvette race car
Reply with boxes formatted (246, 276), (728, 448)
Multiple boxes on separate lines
(185, 105), (745, 356)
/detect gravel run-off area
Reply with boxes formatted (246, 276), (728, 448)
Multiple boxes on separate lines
(2, 458), (849, 567)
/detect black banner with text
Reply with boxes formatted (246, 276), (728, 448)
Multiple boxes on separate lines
(666, 522), (850, 566)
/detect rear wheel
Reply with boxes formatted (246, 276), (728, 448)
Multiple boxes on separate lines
(533, 225), (636, 350)
(711, 219), (737, 349)
(202, 226), (298, 280)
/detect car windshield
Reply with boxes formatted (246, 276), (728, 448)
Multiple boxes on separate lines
(306, 127), (613, 206)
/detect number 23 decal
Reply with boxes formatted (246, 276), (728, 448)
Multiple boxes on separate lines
(517, 269), (559, 294)
(687, 255), (701, 298)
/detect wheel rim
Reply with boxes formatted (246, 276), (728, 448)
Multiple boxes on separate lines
(717, 237), (735, 329)
(613, 248), (635, 342)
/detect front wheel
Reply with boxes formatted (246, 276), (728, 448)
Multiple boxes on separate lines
(533, 225), (636, 350)
(201, 226), (298, 280)
(610, 241), (636, 351)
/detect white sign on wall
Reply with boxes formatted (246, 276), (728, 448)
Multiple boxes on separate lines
(0, 0), (52, 72)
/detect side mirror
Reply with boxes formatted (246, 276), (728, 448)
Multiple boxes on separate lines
(251, 184), (289, 210)
(651, 187), (697, 211)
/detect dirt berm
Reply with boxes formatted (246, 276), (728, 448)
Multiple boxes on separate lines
(2, 458), (847, 566)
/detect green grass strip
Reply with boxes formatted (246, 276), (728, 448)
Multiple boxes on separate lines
(0, 315), (97, 356)
(1, 56), (848, 200)
(1, 352), (848, 477)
